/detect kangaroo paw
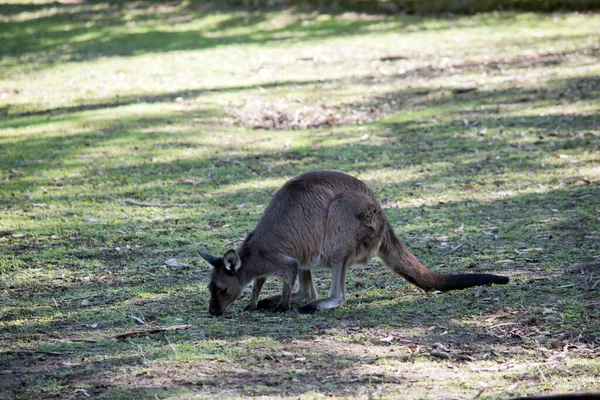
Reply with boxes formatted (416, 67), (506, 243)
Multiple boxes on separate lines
(256, 297), (280, 310)
(297, 303), (319, 314)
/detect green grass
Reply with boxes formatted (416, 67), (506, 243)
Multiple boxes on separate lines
(1, 1), (599, 399)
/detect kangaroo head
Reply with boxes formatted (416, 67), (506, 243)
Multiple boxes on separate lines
(200, 249), (245, 316)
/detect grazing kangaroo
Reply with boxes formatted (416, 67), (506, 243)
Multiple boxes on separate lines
(201, 171), (508, 316)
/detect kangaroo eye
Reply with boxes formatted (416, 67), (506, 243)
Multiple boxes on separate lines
(219, 288), (228, 296)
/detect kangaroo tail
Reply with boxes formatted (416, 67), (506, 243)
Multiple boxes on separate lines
(378, 220), (509, 291)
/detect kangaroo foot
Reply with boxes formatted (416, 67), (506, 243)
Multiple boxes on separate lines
(297, 303), (319, 314)
(256, 296), (281, 310)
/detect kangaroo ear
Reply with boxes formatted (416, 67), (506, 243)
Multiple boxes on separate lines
(199, 252), (221, 270)
(223, 249), (241, 273)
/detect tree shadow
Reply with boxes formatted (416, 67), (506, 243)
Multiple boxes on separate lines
(0, 1), (417, 77)
(2, 77), (332, 119)
(2, 66), (597, 202)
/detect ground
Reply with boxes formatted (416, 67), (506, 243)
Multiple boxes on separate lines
(1, 1), (599, 399)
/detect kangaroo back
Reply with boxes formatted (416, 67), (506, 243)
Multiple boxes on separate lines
(248, 171), (377, 263)
(378, 219), (509, 291)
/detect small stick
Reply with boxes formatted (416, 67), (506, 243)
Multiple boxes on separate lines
(124, 199), (189, 208)
(537, 365), (548, 382)
(46, 338), (97, 343)
(224, 237), (245, 247)
(6, 349), (69, 356)
(430, 350), (474, 361)
(111, 324), (193, 339)
(164, 332), (177, 354)
(127, 314), (147, 325)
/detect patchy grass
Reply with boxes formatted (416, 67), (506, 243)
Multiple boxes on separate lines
(1, 2), (599, 399)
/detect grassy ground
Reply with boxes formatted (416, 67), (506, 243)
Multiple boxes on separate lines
(1, 1), (600, 399)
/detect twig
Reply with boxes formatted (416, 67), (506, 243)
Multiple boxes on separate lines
(127, 314), (147, 325)
(46, 338), (97, 343)
(244, 163), (261, 174)
(581, 273), (595, 288)
(379, 55), (407, 62)
(106, 195), (125, 205)
(6, 349), (69, 356)
(111, 324), (193, 339)
(452, 85), (478, 94)
(537, 365), (548, 382)
(450, 243), (464, 252)
(430, 350), (474, 361)
(224, 237), (245, 247)
(489, 322), (518, 330)
(164, 332), (177, 355)
(130, 340), (147, 364)
(124, 199), (189, 208)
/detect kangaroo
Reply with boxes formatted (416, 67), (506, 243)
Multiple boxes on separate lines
(201, 171), (509, 316)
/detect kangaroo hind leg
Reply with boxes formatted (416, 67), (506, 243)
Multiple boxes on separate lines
(297, 193), (383, 314)
(298, 261), (347, 314)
